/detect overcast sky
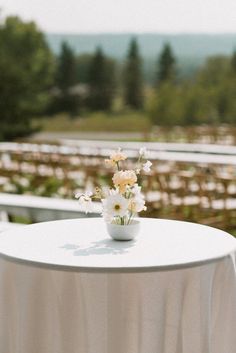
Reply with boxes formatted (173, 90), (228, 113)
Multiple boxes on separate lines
(2, 0), (236, 34)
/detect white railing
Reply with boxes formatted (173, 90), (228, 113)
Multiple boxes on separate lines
(0, 193), (101, 224)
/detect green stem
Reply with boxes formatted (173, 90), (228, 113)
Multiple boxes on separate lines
(127, 212), (133, 225)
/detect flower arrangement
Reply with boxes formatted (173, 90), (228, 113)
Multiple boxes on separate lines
(76, 147), (152, 226)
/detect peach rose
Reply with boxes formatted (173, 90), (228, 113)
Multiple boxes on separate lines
(112, 170), (137, 193)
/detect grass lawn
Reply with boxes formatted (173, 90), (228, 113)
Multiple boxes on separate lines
(230, 229), (236, 237)
(35, 111), (151, 133)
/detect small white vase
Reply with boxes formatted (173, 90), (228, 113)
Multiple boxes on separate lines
(106, 220), (140, 241)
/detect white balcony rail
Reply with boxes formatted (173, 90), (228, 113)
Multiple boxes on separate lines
(0, 193), (101, 224)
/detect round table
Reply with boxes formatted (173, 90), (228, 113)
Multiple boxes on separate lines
(0, 218), (236, 353)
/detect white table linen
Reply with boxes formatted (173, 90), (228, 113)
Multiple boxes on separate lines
(0, 218), (236, 353)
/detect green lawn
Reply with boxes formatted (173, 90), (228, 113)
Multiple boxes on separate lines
(35, 111), (151, 133)
(230, 229), (236, 237)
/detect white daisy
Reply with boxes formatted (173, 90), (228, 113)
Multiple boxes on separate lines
(102, 194), (129, 218)
(101, 210), (113, 223)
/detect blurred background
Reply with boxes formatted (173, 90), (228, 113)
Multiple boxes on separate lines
(0, 0), (236, 234)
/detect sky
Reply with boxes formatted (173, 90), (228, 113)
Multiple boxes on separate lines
(1, 0), (236, 34)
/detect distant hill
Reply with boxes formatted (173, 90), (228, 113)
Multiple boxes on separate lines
(46, 33), (236, 58)
(45, 33), (236, 80)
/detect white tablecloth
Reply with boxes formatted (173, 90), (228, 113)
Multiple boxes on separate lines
(0, 218), (236, 353)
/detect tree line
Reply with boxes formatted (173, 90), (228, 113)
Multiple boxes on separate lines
(53, 37), (177, 113)
(51, 38), (144, 114)
(0, 15), (236, 141)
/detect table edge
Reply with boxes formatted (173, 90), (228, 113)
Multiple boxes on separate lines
(1, 218), (235, 273)
(0, 250), (235, 273)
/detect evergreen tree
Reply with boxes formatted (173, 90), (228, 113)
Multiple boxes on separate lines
(55, 42), (79, 115)
(76, 54), (93, 83)
(157, 43), (176, 84)
(0, 16), (54, 141)
(56, 42), (77, 90)
(231, 49), (236, 73)
(123, 38), (143, 109)
(88, 47), (115, 110)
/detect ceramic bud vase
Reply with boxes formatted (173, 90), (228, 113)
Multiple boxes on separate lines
(106, 220), (140, 241)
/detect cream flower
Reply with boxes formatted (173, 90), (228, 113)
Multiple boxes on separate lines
(112, 170), (137, 193)
(105, 148), (127, 167)
(76, 192), (94, 213)
(102, 194), (129, 218)
(110, 148), (127, 162)
(129, 186), (146, 213)
(139, 147), (148, 158)
(143, 160), (152, 173)
(105, 159), (115, 167)
(128, 197), (147, 213)
(132, 183), (142, 196)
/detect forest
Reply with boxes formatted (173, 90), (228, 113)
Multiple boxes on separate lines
(0, 15), (236, 141)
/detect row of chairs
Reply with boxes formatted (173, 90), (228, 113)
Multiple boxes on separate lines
(142, 164), (236, 229)
(151, 125), (236, 145)
(0, 150), (236, 230)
